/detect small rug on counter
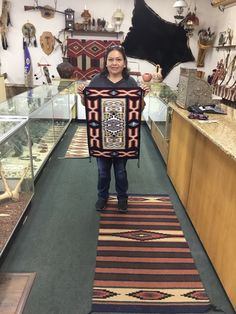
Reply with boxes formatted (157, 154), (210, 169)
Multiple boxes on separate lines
(91, 194), (212, 313)
(0, 272), (36, 314)
(64, 125), (89, 158)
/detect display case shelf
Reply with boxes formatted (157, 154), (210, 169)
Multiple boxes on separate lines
(142, 83), (175, 163)
(0, 116), (34, 257)
(0, 81), (76, 178)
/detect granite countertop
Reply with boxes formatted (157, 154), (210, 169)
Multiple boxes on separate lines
(169, 103), (236, 161)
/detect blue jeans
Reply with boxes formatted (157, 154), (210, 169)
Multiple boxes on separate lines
(96, 157), (128, 200)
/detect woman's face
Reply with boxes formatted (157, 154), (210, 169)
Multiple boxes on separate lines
(106, 50), (126, 76)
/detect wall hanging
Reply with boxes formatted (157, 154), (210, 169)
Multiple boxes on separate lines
(197, 28), (215, 67)
(0, 0), (11, 50)
(122, 0), (194, 79)
(24, 45), (33, 87)
(24, 0), (63, 19)
(67, 39), (120, 80)
(40, 31), (55, 55)
(22, 22), (37, 47)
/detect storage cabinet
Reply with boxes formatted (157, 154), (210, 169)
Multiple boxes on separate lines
(187, 132), (236, 307)
(0, 117), (34, 257)
(167, 112), (196, 206)
(167, 106), (236, 310)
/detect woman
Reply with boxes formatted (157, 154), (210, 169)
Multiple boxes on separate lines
(78, 45), (149, 212)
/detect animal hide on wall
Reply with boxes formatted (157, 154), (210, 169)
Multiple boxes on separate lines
(122, 0), (194, 78)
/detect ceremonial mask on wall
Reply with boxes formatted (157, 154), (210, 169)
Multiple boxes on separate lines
(40, 31), (55, 55)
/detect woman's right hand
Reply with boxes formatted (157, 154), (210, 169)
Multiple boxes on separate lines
(77, 84), (86, 105)
(77, 84), (86, 96)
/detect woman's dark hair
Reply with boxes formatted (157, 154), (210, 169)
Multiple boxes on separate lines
(101, 45), (130, 79)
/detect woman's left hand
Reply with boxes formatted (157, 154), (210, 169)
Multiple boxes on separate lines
(141, 84), (150, 97)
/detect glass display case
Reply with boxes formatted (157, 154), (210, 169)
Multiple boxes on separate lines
(0, 81), (76, 177)
(52, 79), (77, 119)
(143, 83), (176, 163)
(0, 116), (34, 257)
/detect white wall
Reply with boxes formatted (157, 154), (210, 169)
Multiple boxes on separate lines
(0, 0), (236, 88)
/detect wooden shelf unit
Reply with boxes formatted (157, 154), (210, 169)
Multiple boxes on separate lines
(66, 30), (124, 39)
(214, 44), (236, 51)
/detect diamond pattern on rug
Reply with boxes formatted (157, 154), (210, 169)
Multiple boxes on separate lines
(84, 88), (143, 159)
(111, 230), (178, 241)
(128, 289), (173, 301)
(67, 39), (120, 80)
(92, 194), (212, 313)
(65, 125), (89, 158)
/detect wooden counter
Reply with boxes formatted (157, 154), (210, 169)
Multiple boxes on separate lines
(167, 104), (236, 310)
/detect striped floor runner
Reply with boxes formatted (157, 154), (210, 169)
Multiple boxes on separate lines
(92, 194), (212, 313)
(65, 125), (89, 158)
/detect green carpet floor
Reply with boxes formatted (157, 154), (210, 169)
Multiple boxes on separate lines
(0, 122), (234, 314)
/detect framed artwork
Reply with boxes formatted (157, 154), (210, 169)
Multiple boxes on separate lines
(84, 87), (143, 159)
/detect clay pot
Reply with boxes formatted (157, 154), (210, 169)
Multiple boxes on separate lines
(56, 57), (74, 79)
(152, 64), (163, 83)
(142, 73), (152, 82)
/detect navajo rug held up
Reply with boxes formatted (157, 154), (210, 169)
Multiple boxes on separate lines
(65, 125), (89, 158)
(92, 195), (212, 313)
(84, 88), (143, 159)
(67, 39), (120, 80)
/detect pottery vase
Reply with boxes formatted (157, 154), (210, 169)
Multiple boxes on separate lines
(142, 73), (152, 82)
(56, 57), (74, 79)
(152, 64), (163, 83)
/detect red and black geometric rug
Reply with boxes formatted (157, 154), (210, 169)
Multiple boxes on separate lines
(84, 87), (143, 159)
(64, 125), (89, 158)
(91, 194), (212, 313)
(67, 39), (120, 80)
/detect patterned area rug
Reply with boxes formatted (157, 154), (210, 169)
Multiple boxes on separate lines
(92, 195), (212, 313)
(65, 125), (89, 158)
(0, 272), (36, 313)
(84, 88), (142, 158)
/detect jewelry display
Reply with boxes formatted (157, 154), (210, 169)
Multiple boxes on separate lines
(0, 118), (34, 254)
(0, 80), (76, 256)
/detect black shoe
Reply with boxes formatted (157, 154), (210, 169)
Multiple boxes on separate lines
(118, 199), (128, 212)
(95, 198), (107, 211)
